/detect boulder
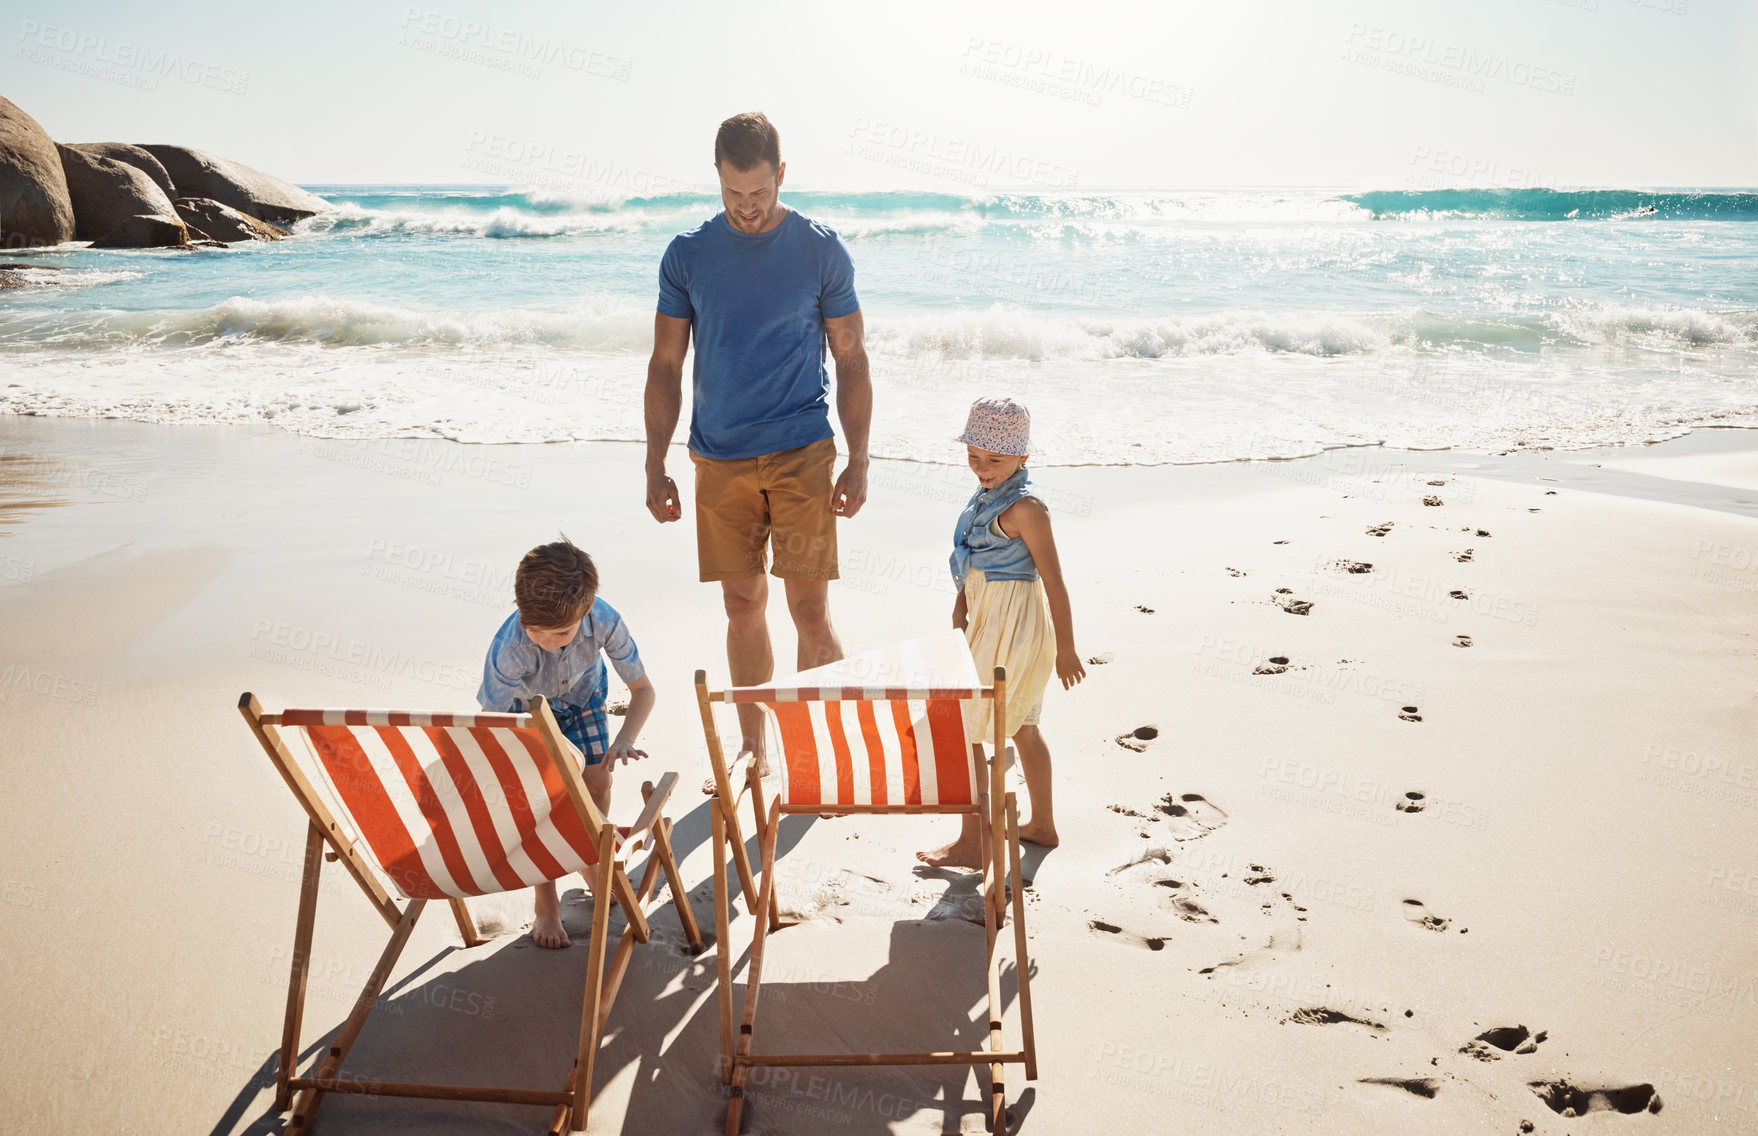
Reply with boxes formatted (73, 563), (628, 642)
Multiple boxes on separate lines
(173, 197), (285, 242)
(64, 143), (176, 198)
(137, 145), (327, 226)
(57, 144), (184, 245)
(0, 97), (75, 249)
(90, 214), (190, 249)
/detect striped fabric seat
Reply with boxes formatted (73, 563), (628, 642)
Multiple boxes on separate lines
(279, 708), (605, 901)
(724, 632), (983, 809)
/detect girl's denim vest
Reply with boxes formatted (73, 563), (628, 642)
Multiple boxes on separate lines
(949, 467), (1039, 589)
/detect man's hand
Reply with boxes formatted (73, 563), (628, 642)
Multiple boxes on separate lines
(646, 469), (681, 523)
(604, 739), (648, 765)
(831, 458), (869, 518)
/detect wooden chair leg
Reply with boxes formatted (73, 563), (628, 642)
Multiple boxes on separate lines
(1006, 794), (1038, 1081)
(653, 818), (702, 951)
(276, 822), (325, 1112)
(568, 829), (617, 1133)
(287, 899), (427, 1136)
(712, 801), (734, 1084)
(448, 897), (483, 947)
(727, 799), (782, 1135)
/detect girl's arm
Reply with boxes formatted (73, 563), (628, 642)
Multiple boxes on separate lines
(1004, 498), (1086, 689)
(952, 586), (969, 631)
(607, 673), (656, 763)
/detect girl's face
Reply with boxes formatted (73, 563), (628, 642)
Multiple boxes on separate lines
(967, 445), (1026, 490)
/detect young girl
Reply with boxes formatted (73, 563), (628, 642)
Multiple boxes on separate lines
(918, 397), (1084, 869)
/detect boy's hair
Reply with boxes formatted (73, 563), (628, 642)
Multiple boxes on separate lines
(715, 112), (781, 172)
(514, 539), (597, 629)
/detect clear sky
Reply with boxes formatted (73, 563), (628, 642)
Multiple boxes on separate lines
(6, 0), (1755, 191)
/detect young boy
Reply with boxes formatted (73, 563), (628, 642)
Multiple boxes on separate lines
(477, 539), (655, 949)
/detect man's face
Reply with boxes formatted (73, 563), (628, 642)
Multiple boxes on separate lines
(717, 159), (786, 233)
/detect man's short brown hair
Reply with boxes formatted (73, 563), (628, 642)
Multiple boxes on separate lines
(715, 112), (781, 172)
(514, 539), (597, 629)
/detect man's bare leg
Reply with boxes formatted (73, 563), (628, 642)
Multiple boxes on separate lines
(916, 743), (987, 869)
(540, 759), (615, 947)
(702, 574), (774, 793)
(783, 577), (843, 670)
(1011, 724), (1059, 847)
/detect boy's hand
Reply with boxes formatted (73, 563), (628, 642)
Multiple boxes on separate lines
(1055, 645), (1086, 690)
(604, 740), (648, 765)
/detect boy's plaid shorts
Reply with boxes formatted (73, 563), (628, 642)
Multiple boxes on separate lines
(512, 696), (610, 766)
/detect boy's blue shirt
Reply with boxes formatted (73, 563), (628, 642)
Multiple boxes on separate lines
(477, 596), (644, 712)
(656, 207), (860, 461)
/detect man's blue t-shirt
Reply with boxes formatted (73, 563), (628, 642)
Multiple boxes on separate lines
(657, 208), (860, 461)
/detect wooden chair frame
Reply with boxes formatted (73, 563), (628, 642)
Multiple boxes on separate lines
(239, 692), (702, 1134)
(693, 665), (1038, 1135)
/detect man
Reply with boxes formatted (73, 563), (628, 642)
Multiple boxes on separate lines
(645, 111), (872, 781)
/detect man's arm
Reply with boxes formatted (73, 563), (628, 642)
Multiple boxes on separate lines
(824, 309), (871, 518)
(645, 313), (691, 523)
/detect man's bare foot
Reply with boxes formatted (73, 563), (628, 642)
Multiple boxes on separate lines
(1019, 823), (1060, 848)
(531, 885), (569, 948)
(701, 748), (770, 795)
(916, 840), (984, 870)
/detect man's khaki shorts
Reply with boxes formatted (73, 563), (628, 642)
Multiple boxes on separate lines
(690, 437), (839, 583)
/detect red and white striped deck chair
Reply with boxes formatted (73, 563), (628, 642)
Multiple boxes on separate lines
(692, 631), (1038, 1135)
(238, 693), (701, 1135)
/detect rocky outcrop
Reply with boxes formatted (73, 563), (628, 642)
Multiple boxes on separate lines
(173, 197), (285, 242)
(90, 215), (190, 249)
(57, 144), (186, 246)
(137, 145), (326, 226)
(0, 97), (75, 249)
(65, 143), (176, 198)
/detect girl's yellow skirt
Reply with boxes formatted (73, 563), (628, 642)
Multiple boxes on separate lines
(962, 567), (1056, 745)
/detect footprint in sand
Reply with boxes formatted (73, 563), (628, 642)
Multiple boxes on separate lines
(1528, 1080), (1661, 1117)
(1087, 918), (1169, 952)
(1448, 589), (1469, 600)
(1134, 604), (1155, 614)
(1366, 521), (1394, 537)
(1115, 725), (1159, 751)
(1225, 566), (1246, 577)
(1253, 656), (1291, 675)
(1453, 634), (1473, 648)
(1359, 1077), (1440, 1098)
(1399, 706), (1423, 722)
(1461, 1025), (1548, 1061)
(1274, 594), (1314, 616)
(1402, 898), (1450, 932)
(1153, 880), (1219, 924)
(1158, 793), (1229, 840)
(1087, 651), (1115, 665)
(1331, 559), (1374, 574)
(1423, 496), (1444, 507)
(1453, 548), (1475, 563)
(1395, 790), (1427, 813)
(1283, 1007), (1387, 1032)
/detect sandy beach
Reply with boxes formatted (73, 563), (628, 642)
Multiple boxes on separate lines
(2, 416), (1756, 1135)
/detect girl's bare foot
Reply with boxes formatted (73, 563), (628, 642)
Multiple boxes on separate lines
(1018, 822), (1060, 848)
(916, 839), (984, 869)
(531, 886), (569, 949)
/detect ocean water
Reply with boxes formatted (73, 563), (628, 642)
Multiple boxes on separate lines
(2, 186), (1756, 465)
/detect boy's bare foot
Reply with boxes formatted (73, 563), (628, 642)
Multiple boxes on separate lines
(531, 885), (569, 949)
(700, 748), (770, 795)
(916, 839), (984, 870)
(1019, 823), (1060, 848)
